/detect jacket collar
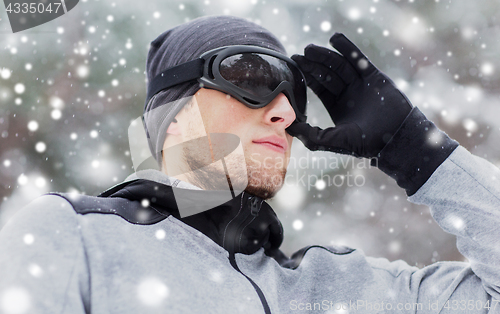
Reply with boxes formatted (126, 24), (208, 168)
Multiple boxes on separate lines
(98, 175), (284, 256)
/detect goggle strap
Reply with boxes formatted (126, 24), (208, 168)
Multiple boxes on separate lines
(145, 58), (204, 107)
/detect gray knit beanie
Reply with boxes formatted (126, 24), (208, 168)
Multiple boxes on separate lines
(143, 15), (286, 170)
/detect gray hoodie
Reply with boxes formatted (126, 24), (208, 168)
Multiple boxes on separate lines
(1, 107), (500, 314)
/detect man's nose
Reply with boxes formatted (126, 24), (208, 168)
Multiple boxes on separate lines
(263, 93), (296, 128)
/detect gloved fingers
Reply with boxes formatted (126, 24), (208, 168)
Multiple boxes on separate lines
(286, 122), (362, 156)
(329, 33), (378, 77)
(303, 44), (358, 85)
(303, 43), (343, 66)
(301, 71), (333, 106)
(292, 55), (332, 102)
(300, 70), (347, 120)
(291, 57), (328, 98)
(292, 54), (346, 97)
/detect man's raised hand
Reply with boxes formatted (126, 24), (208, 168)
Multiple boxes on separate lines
(287, 33), (413, 158)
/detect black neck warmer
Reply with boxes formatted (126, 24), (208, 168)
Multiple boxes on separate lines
(97, 179), (284, 257)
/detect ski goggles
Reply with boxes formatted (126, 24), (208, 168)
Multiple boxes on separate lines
(145, 45), (308, 123)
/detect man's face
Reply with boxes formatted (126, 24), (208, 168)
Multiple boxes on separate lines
(192, 88), (296, 199)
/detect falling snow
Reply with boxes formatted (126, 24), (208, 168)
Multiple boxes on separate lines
(77, 65), (89, 78)
(137, 278), (169, 307)
(14, 84), (25, 94)
(155, 229), (165, 239)
(23, 233), (34, 245)
(1, 68), (11, 79)
(28, 263), (44, 278)
(208, 269), (224, 283)
(292, 219), (304, 231)
(1, 287), (31, 314)
(315, 179), (326, 190)
(35, 142), (46, 153)
(27, 121), (39, 132)
(348, 8), (361, 20)
(320, 21), (331, 32)
(51, 109), (62, 120)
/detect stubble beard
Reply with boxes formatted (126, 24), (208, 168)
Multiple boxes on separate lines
(244, 154), (287, 200)
(183, 145), (287, 200)
(180, 113), (287, 199)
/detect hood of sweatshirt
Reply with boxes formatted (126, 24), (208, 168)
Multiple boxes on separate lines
(96, 171), (284, 257)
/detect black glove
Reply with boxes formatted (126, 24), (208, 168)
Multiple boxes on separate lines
(287, 33), (413, 158)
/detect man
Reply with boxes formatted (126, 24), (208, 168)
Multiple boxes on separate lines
(0, 15), (499, 314)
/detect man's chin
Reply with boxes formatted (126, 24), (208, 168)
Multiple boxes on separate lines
(244, 185), (281, 200)
(244, 171), (286, 200)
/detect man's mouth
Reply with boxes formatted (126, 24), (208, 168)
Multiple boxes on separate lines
(252, 136), (287, 154)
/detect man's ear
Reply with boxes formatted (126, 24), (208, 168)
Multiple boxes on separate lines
(166, 118), (181, 135)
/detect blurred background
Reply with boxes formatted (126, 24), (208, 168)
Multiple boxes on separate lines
(1, 0), (500, 267)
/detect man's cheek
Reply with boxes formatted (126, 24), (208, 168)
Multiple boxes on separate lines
(248, 153), (261, 166)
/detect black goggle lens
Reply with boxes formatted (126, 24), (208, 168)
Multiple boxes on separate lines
(219, 53), (306, 116)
